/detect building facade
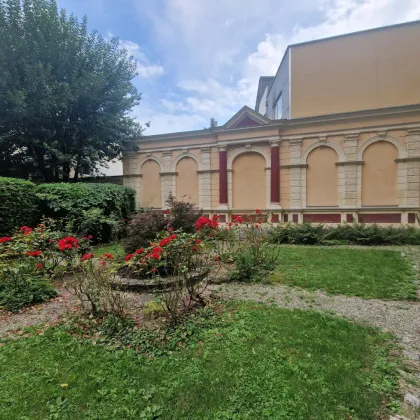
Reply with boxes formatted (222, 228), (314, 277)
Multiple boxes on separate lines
(123, 21), (420, 224)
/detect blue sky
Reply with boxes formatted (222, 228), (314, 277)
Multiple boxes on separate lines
(58, 0), (420, 136)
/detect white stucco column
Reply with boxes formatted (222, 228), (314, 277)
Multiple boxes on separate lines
(199, 148), (212, 210)
(289, 139), (302, 209)
(405, 128), (420, 207)
(161, 151), (174, 209)
(343, 133), (359, 208)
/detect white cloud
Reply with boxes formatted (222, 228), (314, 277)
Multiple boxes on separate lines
(118, 39), (164, 78)
(133, 0), (420, 134)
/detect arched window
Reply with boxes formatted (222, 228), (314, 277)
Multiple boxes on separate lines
(176, 157), (199, 205)
(232, 152), (266, 209)
(141, 160), (162, 208)
(362, 141), (398, 206)
(306, 146), (338, 206)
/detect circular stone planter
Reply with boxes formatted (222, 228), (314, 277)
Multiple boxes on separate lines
(112, 269), (210, 293)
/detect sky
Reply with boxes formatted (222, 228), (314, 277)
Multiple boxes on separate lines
(58, 0), (420, 137)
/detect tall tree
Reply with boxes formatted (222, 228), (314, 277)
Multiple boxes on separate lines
(0, 0), (143, 181)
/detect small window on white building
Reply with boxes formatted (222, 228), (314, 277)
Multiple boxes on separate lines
(274, 92), (283, 119)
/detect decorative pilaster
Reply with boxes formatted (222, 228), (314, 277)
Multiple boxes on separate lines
(123, 154), (142, 209)
(199, 148), (211, 209)
(270, 141), (280, 208)
(344, 133), (359, 207)
(161, 151), (173, 208)
(218, 145), (228, 209)
(289, 139), (302, 209)
(406, 128), (420, 207)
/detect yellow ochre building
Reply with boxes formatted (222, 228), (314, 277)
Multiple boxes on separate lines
(123, 21), (420, 224)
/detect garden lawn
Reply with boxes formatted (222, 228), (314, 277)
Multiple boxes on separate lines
(270, 246), (417, 299)
(0, 302), (400, 419)
(93, 241), (125, 260)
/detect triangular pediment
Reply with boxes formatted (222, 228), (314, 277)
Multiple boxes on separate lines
(223, 106), (270, 129)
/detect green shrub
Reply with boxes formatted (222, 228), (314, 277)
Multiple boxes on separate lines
(143, 300), (166, 319)
(35, 183), (135, 242)
(124, 210), (167, 252)
(125, 195), (202, 253)
(67, 208), (123, 243)
(230, 227), (278, 282)
(0, 177), (38, 236)
(165, 193), (202, 233)
(0, 265), (57, 312)
(268, 223), (420, 246)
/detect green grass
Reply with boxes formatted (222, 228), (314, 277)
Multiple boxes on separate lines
(270, 247), (417, 300)
(92, 241), (125, 260)
(0, 303), (400, 419)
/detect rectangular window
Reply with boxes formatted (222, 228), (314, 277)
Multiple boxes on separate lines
(274, 92), (282, 119)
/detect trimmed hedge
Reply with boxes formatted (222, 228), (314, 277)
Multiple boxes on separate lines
(35, 183), (135, 242)
(268, 222), (420, 246)
(35, 183), (135, 219)
(0, 177), (38, 236)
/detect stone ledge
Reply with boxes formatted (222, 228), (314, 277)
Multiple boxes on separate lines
(395, 157), (420, 163)
(336, 160), (364, 166)
(279, 164), (308, 169)
(124, 174), (142, 178)
(159, 171), (178, 176)
(197, 169), (219, 174)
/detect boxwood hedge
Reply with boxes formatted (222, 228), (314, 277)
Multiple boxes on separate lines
(0, 177), (38, 236)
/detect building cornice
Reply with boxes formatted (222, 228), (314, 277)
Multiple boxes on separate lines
(130, 104), (420, 151)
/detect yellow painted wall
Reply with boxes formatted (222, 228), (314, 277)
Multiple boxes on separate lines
(232, 152), (266, 209)
(306, 146), (338, 206)
(362, 141), (398, 206)
(291, 23), (420, 118)
(176, 157), (199, 205)
(141, 160), (162, 208)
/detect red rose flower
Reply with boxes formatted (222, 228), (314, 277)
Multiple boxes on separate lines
(169, 234), (177, 240)
(168, 227), (174, 232)
(27, 250), (42, 257)
(152, 246), (163, 253)
(151, 267), (158, 273)
(81, 253), (94, 261)
(36, 263), (43, 270)
(192, 245), (199, 252)
(135, 248), (144, 254)
(88, 235), (93, 239)
(196, 239), (201, 244)
(57, 236), (80, 251)
(100, 261), (106, 266)
(0, 237), (12, 244)
(103, 253), (114, 259)
(125, 253), (134, 262)
(256, 209), (261, 214)
(152, 252), (160, 259)
(19, 226), (33, 235)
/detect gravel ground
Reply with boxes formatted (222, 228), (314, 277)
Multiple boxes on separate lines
(0, 283), (154, 338)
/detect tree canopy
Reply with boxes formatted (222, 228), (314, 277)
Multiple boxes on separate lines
(0, 0), (143, 181)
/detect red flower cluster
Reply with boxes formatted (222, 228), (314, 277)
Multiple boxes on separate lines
(158, 234), (176, 247)
(57, 236), (80, 251)
(135, 248), (144, 254)
(103, 253), (114, 259)
(81, 253), (94, 261)
(82, 235), (93, 240)
(194, 216), (219, 231)
(26, 250), (42, 257)
(255, 209), (261, 214)
(232, 215), (243, 224)
(36, 263), (43, 270)
(19, 226), (33, 235)
(125, 253), (134, 262)
(0, 237), (12, 244)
